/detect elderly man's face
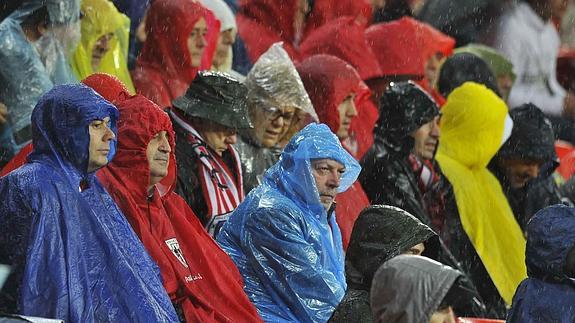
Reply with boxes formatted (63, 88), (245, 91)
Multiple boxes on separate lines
(147, 130), (172, 187)
(195, 119), (238, 156)
(500, 158), (544, 189)
(249, 103), (296, 147)
(411, 116), (441, 160)
(87, 117), (115, 172)
(311, 159), (345, 211)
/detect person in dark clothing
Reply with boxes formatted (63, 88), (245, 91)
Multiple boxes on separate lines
(437, 52), (501, 98)
(370, 255), (476, 323)
(489, 103), (563, 231)
(360, 81), (440, 226)
(508, 205), (575, 322)
(170, 71), (253, 237)
(329, 205), (440, 323)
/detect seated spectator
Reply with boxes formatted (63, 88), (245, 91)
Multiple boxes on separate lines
(132, 0), (219, 108)
(238, 43), (317, 192)
(299, 16), (382, 159)
(492, 0), (571, 117)
(98, 89), (262, 322)
(70, 0), (135, 93)
(200, 0), (245, 80)
(435, 82), (526, 318)
(217, 123), (361, 322)
(169, 71), (252, 237)
(490, 103), (563, 231)
(364, 17), (455, 105)
(454, 44), (516, 102)
(0, 0), (79, 165)
(508, 205), (575, 322)
(370, 255), (473, 323)
(360, 81), (440, 226)
(437, 52), (501, 98)
(330, 205), (440, 323)
(0, 84), (178, 321)
(297, 54), (370, 249)
(111, 0), (150, 69)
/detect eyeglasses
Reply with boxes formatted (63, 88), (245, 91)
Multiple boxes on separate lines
(262, 106), (296, 122)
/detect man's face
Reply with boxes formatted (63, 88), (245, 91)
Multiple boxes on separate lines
(146, 130), (172, 186)
(196, 119), (237, 156)
(425, 52), (444, 88)
(500, 158), (544, 189)
(311, 159), (345, 211)
(249, 103), (296, 147)
(429, 307), (456, 323)
(87, 117), (115, 172)
(336, 94), (358, 140)
(403, 242), (425, 256)
(212, 29), (235, 68)
(497, 74), (514, 102)
(411, 116), (441, 160)
(187, 17), (208, 67)
(91, 32), (114, 71)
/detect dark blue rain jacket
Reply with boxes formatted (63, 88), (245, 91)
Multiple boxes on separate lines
(508, 205), (575, 322)
(0, 84), (179, 322)
(217, 123), (361, 323)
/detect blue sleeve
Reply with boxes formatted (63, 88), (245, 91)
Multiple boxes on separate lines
(243, 208), (343, 323)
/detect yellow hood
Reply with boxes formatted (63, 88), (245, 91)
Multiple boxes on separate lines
(71, 0), (135, 93)
(436, 82), (526, 305)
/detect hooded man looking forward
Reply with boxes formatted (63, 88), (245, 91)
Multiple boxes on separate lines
(217, 123), (361, 322)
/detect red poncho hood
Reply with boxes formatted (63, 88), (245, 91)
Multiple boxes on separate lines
(365, 17), (455, 79)
(133, 0), (219, 107)
(300, 16), (382, 81)
(297, 54), (369, 141)
(97, 94), (262, 322)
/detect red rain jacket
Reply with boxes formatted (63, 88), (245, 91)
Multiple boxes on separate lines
(132, 0), (219, 108)
(297, 54), (370, 250)
(300, 17), (382, 160)
(97, 94), (262, 323)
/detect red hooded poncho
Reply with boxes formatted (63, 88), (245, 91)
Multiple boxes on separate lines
(132, 0), (219, 108)
(97, 94), (262, 323)
(365, 17), (455, 105)
(299, 16), (381, 160)
(297, 54), (370, 250)
(305, 0), (372, 36)
(0, 73), (130, 177)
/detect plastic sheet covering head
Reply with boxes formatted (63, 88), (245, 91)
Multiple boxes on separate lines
(375, 81), (440, 154)
(70, 0), (135, 93)
(0, 84), (179, 322)
(217, 123), (361, 322)
(0, 0), (79, 139)
(172, 71), (253, 129)
(244, 42), (318, 122)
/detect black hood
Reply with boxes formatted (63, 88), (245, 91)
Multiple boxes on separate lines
(346, 205), (439, 288)
(437, 52), (500, 98)
(498, 103), (558, 167)
(374, 81), (440, 156)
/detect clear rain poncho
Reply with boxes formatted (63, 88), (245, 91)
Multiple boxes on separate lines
(237, 42), (318, 192)
(0, 0), (79, 148)
(217, 123), (361, 323)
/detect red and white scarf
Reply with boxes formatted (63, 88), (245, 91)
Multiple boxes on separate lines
(171, 111), (244, 235)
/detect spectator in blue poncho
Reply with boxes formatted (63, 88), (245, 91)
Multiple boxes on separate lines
(0, 84), (178, 322)
(217, 123), (361, 322)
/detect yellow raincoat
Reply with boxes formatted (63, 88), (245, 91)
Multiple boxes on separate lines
(436, 82), (526, 305)
(71, 0), (135, 93)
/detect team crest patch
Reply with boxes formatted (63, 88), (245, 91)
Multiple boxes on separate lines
(165, 238), (188, 268)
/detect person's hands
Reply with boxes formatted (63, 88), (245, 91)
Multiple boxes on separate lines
(0, 103), (8, 125)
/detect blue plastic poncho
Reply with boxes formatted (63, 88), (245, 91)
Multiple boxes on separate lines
(0, 0), (79, 153)
(0, 84), (179, 322)
(217, 123), (361, 323)
(507, 205), (575, 322)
